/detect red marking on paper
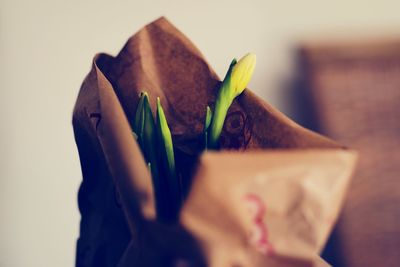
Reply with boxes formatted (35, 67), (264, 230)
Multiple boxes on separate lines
(244, 194), (274, 256)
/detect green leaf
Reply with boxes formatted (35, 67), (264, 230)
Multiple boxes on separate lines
(142, 94), (158, 173)
(156, 97), (176, 177)
(156, 97), (180, 218)
(205, 106), (212, 130)
(204, 106), (212, 149)
(134, 92), (146, 143)
(207, 59), (237, 149)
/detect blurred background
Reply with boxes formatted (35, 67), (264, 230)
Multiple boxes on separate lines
(1, 0), (399, 266)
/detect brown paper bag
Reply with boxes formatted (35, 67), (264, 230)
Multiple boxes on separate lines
(73, 17), (357, 267)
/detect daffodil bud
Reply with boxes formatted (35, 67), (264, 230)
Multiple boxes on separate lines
(208, 53), (256, 149)
(230, 53), (256, 99)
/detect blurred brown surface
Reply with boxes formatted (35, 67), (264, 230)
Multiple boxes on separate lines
(300, 40), (400, 267)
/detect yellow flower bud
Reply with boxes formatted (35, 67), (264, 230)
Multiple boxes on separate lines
(229, 53), (256, 98)
(208, 53), (256, 149)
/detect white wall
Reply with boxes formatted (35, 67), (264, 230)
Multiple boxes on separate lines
(1, 0), (399, 266)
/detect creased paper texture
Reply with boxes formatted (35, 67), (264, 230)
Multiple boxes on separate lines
(73, 17), (357, 267)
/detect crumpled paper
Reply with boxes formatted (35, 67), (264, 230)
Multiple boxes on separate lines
(73, 17), (357, 267)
